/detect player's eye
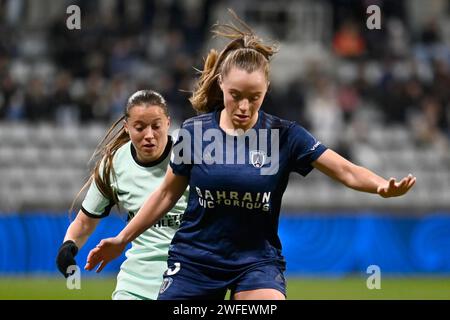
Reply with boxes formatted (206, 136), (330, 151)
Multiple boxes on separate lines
(230, 92), (240, 100)
(134, 126), (144, 132)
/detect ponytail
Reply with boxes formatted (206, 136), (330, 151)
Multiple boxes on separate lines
(69, 116), (129, 216)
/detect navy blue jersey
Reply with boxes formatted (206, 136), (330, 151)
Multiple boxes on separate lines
(169, 108), (327, 272)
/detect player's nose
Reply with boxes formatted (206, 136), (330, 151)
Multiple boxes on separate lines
(144, 127), (155, 139)
(238, 99), (249, 112)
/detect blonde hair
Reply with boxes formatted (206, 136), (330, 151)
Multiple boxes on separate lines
(190, 9), (278, 114)
(70, 90), (168, 215)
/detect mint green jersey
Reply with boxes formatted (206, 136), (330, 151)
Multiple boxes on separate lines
(81, 138), (188, 299)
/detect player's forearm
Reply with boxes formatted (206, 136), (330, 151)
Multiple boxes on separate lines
(117, 188), (174, 244)
(344, 164), (387, 194)
(64, 211), (98, 249)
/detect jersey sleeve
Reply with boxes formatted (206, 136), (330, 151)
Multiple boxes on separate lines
(170, 121), (194, 177)
(288, 123), (328, 176)
(81, 159), (115, 218)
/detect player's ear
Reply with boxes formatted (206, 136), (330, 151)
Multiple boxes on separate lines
(123, 120), (129, 134)
(218, 74), (224, 91)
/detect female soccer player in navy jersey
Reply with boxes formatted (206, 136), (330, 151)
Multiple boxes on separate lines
(85, 13), (416, 300)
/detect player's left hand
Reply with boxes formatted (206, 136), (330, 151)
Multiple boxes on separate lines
(377, 174), (416, 198)
(84, 237), (126, 273)
(56, 240), (78, 278)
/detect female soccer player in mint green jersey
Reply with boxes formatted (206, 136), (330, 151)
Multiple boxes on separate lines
(56, 90), (188, 300)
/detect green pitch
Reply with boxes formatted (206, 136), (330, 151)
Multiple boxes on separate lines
(0, 277), (449, 300)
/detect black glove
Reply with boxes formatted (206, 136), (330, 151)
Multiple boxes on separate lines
(56, 240), (79, 278)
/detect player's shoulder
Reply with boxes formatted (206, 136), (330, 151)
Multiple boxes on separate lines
(260, 111), (297, 131)
(260, 112), (315, 141)
(111, 140), (132, 166)
(181, 111), (215, 129)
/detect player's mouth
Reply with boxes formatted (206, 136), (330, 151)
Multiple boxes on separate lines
(234, 114), (250, 122)
(142, 143), (157, 151)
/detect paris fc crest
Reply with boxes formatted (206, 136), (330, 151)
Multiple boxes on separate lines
(159, 277), (173, 294)
(250, 150), (266, 168)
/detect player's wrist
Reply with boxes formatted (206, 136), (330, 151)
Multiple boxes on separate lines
(115, 234), (129, 246)
(61, 240), (79, 255)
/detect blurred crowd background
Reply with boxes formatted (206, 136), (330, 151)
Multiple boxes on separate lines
(0, 0), (449, 212)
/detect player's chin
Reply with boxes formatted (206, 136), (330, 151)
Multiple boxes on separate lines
(138, 146), (160, 161)
(141, 144), (158, 154)
(232, 118), (251, 130)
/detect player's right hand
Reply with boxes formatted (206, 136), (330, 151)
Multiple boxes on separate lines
(377, 174), (416, 198)
(84, 237), (126, 273)
(56, 240), (79, 278)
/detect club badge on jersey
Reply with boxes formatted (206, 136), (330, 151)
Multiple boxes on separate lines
(250, 150), (266, 168)
(159, 277), (173, 294)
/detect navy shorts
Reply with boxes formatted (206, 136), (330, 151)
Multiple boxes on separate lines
(157, 259), (286, 300)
